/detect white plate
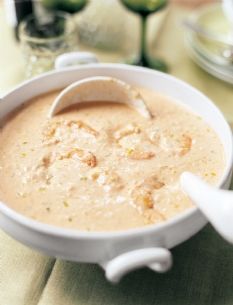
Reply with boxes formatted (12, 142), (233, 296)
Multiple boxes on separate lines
(184, 3), (233, 84)
(185, 35), (233, 84)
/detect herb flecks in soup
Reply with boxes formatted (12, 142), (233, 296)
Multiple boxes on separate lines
(0, 88), (225, 231)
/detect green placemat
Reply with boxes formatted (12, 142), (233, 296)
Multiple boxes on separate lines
(1, 224), (232, 305)
(38, 225), (233, 305)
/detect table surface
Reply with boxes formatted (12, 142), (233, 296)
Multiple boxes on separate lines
(0, 3), (233, 305)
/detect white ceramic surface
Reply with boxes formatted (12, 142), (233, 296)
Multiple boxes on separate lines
(49, 76), (152, 119)
(181, 172), (233, 244)
(55, 51), (99, 69)
(0, 63), (232, 283)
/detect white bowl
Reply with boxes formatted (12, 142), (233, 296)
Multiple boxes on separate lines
(0, 63), (232, 283)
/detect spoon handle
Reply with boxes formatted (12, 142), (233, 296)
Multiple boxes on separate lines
(180, 172), (233, 244)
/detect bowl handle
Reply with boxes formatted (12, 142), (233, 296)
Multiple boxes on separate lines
(55, 52), (99, 70)
(100, 247), (172, 283)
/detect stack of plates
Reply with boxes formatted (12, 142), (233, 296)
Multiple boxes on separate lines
(184, 3), (233, 85)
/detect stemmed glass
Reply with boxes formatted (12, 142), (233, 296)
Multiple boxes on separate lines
(120, 0), (168, 71)
(41, 0), (88, 13)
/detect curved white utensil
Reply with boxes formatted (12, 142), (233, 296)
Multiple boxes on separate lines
(48, 76), (152, 119)
(181, 172), (233, 244)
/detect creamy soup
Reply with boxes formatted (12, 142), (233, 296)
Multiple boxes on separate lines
(0, 87), (225, 231)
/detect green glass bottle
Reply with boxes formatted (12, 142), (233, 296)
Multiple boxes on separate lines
(4, 0), (33, 40)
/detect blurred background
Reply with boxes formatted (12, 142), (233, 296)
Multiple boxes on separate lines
(0, 0), (232, 101)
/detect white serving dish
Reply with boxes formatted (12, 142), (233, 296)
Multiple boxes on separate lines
(0, 63), (232, 283)
(184, 3), (233, 85)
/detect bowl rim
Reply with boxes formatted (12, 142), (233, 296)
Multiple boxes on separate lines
(0, 63), (232, 240)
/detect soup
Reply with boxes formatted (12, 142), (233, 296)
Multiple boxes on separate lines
(0, 87), (225, 231)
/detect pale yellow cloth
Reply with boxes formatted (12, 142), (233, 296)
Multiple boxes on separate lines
(0, 231), (55, 305)
(0, 3), (233, 305)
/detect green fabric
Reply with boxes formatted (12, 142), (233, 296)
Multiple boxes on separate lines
(1, 2), (233, 305)
(1, 225), (232, 305)
(38, 225), (233, 305)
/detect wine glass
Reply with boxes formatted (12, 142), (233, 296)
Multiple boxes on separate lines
(120, 0), (168, 71)
(41, 0), (88, 14)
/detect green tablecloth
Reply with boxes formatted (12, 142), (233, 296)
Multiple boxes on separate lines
(0, 3), (233, 305)
(1, 224), (233, 305)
